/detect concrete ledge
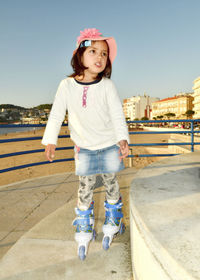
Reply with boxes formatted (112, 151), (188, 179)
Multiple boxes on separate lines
(168, 134), (200, 154)
(130, 151), (200, 280)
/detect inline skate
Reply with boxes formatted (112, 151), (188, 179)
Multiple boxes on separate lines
(72, 201), (96, 260)
(102, 197), (125, 250)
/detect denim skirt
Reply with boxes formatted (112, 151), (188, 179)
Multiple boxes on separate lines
(74, 144), (125, 176)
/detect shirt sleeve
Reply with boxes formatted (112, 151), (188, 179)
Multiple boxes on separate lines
(41, 80), (68, 146)
(106, 80), (130, 144)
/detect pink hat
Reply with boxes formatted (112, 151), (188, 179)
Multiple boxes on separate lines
(73, 28), (117, 64)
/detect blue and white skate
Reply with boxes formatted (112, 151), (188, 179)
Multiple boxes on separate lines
(72, 201), (96, 260)
(102, 198), (125, 250)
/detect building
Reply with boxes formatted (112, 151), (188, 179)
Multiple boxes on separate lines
(123, 94), (159, 120)
(152, 93), (194, 119)
(192, 76), (200, 119)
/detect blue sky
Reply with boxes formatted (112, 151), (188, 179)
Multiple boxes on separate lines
(0, 0), (200, 108)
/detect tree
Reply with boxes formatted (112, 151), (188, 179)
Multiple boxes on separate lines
(0, 104), (26, 110)
(164, 113), (175, 119)
(185, 110), (195, 119)
(34, 104), (52, 110)
(141, 116), (149, 120)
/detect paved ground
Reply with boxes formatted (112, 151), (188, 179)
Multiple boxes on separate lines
(0, 168), (137, 280)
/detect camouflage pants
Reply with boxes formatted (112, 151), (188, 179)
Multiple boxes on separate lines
(78, 173), (120, 210)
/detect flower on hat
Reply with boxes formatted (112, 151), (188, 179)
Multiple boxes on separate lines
(77, 28), (102, 45)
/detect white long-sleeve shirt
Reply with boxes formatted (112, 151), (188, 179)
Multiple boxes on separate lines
(42, 77), (129, 150)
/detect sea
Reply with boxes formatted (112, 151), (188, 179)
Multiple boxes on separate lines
(0, 127), (41, 135)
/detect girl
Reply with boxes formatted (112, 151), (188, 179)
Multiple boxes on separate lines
(42, 28), (129, 260)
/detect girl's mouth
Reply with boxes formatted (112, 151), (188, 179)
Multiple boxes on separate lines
(95, 62), (102, 68)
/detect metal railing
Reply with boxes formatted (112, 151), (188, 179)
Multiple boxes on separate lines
(1, 119), (200, 173)
(128, 119), (200, 155)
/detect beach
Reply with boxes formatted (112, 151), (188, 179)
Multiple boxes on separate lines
(0, 127), (170, 187)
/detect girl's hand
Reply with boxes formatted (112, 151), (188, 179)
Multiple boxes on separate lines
(118, 140), (129, 162)
(45, 144), (56, 162)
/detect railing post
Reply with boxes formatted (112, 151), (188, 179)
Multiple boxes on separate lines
(191, 120), (194, 152)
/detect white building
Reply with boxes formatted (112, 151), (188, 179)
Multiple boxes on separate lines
(123, 94), (159, 120)
(192, 76), (200, 119)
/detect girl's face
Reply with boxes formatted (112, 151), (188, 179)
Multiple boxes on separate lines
(81, 40), (108, 78)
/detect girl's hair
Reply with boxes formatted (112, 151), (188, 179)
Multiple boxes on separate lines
(69, 40), (112, 79)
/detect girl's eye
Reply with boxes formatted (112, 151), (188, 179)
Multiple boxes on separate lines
(102, 52), (107, 57)
(89, 49), (95, 54)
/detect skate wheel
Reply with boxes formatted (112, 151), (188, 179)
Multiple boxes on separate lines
(79, 245), (86, 261)
(119, 223), (125, 234)
(102, 236), (110, 250)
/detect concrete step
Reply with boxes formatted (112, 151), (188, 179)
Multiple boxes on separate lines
(130, 151), (200, 280)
